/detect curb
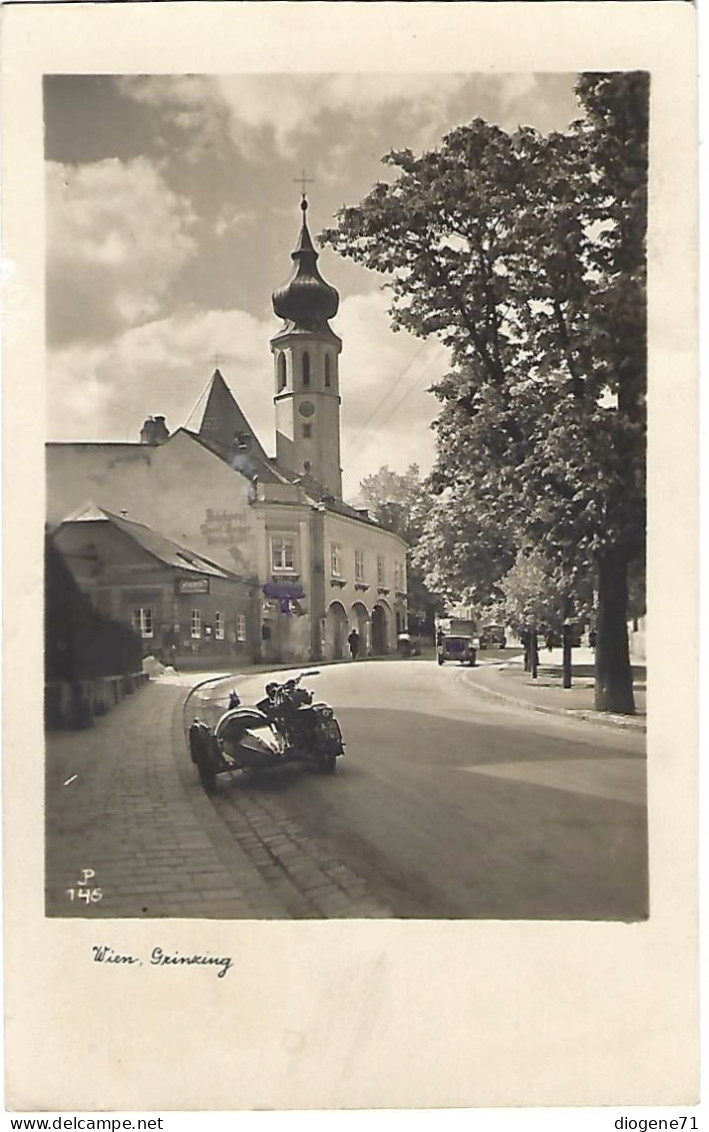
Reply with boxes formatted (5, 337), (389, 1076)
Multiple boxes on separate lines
(169, 680), (293, 917)
(461, 668), (647, 733)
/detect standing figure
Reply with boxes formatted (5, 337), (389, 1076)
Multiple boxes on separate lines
(348, 627), (360, 661)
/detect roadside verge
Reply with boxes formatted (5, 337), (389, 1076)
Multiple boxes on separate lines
(460, 656), (647, 733)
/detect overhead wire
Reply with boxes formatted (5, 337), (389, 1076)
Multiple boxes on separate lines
(345, 337), (445, 468)
(346, 336), (431, 449)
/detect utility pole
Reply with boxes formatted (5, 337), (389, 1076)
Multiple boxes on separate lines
(562, 597), (573, 689)
(525, 612), (539, 679)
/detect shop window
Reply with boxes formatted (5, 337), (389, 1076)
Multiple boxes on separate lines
(191, 609), (202, 639)
(131, 607), (153, 639)
(331, 542), (342, 577)
(377, 556), (386, 586)
(302, 351), (311, 386)
(324, 354), (332, 387)
(277, 353), (287, 392)
(236, 614), (247, 642)
(215, 612), (225, 640)
(271, 535), (296, 573)
(355, 549), (365, 583)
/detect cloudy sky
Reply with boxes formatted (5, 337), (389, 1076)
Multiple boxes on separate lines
(45, 73), (581, 499)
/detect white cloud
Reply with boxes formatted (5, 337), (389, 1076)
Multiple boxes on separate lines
(46, 290), (448, 496)
(114, 73), (570, 164)
(214, 205), (257, 238)
(215, 74), (475, 158)
(47, 307), (275, 443)
(47, 157), (198, 342)
(335, 290), (448, 495)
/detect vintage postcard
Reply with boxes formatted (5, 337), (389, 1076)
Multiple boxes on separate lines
(1, 0), (699, 1118)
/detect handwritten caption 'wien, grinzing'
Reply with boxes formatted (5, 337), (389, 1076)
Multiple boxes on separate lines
(92, 945), (233, 978)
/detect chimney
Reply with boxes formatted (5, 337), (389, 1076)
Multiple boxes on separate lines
(140, 415), (169, 446)
(140, 417), (157, 445)
(153, 416), (169, 444)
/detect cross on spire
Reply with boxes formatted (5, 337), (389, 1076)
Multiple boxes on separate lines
(294, 168), (314, 199)
(212, 352), (222, 370)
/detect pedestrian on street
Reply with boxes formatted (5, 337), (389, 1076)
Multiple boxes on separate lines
(348, 627), (360, 660)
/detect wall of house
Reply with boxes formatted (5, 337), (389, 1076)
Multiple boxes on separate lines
(258, 498), (315, 664)
(46, 434), (408, 666)
(321, 512), (408, 658)
(46, 430), (258, 578)
(52, 522), (257, 666)
(628, 615), (646, 662)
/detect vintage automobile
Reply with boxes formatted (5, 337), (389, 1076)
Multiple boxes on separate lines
(437, 633), (480, 666)
(479, 624), (507, 649)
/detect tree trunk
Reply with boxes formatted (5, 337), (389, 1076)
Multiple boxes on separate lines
(595, 548), (635, 714)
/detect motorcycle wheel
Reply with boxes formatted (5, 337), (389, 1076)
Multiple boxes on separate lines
(315, 748), (337, 774)
(196, 740), (218, 794)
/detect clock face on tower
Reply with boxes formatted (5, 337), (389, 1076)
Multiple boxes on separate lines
(298, 401), (315, 418)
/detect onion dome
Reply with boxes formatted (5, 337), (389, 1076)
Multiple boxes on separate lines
(272, 197), (339, 330)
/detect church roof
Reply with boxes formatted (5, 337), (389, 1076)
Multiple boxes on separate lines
(195, 369), (282, 482)
(271, 196), (340, 335)
(58, 502), (239, 579)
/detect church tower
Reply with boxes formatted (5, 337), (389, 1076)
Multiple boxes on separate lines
(270, 194), (343, 499)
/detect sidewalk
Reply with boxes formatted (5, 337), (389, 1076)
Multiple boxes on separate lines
(45, 680), (292, 917)
(464, 647), (646, 732)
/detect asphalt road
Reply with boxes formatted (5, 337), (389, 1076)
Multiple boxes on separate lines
(200, 659), (648, 921)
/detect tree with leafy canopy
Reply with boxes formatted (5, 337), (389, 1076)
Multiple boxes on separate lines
(322, 73), (647, 713)
(355, 464), (444, 636)
(499, 547), (595, 638)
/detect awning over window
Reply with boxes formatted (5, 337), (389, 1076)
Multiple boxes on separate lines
(262, 580), (305, 600)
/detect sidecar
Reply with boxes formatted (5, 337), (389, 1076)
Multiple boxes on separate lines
(188, 708), (282, 793)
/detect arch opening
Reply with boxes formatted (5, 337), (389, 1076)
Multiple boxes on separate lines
(325, 601), (348, 661)
(277, 352), (287, 391)
(350, 601), (370, 656)
(371, 601), (391, 656)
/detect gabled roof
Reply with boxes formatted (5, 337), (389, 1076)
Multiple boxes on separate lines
(58, 502), (240, 580)
(196, 369), (277, 476)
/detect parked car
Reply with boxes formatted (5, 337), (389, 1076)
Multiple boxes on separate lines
(480, 624), (507, 649)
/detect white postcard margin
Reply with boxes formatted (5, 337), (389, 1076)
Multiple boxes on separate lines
(1, 0), (699, 1112)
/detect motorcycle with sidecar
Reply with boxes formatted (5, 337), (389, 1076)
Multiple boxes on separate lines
(188, 670), (345, 794)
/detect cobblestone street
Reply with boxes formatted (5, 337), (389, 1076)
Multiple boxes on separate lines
(45, 679), (393, 919)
